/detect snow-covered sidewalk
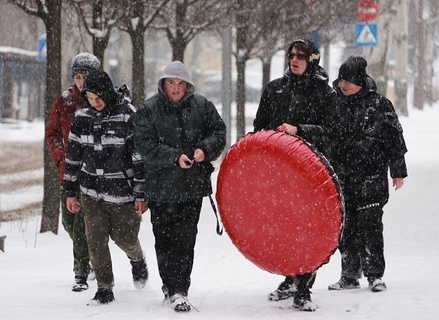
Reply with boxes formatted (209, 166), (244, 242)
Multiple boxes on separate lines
(1, 106), (439, 319)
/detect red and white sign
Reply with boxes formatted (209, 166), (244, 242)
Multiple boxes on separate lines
(305, 0), (319, 8)
(356, 0), (378, 22)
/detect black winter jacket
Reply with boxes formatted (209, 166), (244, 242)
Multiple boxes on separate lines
(133, 91), (226, 203)
(253, 66), (336, 155)
(330, 76), (408, 203)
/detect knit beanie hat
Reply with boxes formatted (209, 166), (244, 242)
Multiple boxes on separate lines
(81, 70), (118, 106)
(71, 53), (100, 76)
(338, 56), (367, 86)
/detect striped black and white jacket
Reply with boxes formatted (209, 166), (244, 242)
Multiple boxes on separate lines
(63, 97), (145, 205)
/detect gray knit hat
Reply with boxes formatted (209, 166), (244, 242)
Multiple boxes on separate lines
(71, 53), (100, 76)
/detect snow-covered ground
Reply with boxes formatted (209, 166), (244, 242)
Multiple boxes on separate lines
(1, 40), (439, 318)
(1, 101), (438, 319)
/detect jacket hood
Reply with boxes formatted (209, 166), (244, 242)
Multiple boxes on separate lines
(283, 64), (329, 84)
(158, 61), (195, 101)
(81, 70), (118, 106)
(287, 39), (321, 77)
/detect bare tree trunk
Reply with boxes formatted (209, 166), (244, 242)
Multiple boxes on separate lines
(170, 1), (187, 62)
(363, 0), (394, 97)
(41, 146), (60, 234)
(424, 31), (434, 106)
(235, 57), (247, 139)
(130, 31), (145, 107)
(171, 40), (186, 62)
(428, 0), (439, 103)
(118, 0), (169, 107)
(261, 58), (271, 89)
(414, 0), (425, 110)
(393, 0), (409, 116)
(221, 17), (233, 153)
(92, 2), (111, 64)
(322, 41), (330, 73)
(188, 35), (203, 93)
(235, 2), (248, 140)
(41, 0), (63, 234)
(424, 0), (438, 106)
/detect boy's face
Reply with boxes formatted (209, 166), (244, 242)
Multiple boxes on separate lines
(163, 78), (187, 104)
(338, 79), (362, 96)
(73, 73), (87, 91)
(85, 91), (106, 111)
(289, 48), (308, 76)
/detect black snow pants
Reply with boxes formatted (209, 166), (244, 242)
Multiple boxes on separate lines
(149, 198), (202, 298)
(339, 189), (388, 280)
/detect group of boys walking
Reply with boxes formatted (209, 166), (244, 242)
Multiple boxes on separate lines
(45, 38), (407, 313)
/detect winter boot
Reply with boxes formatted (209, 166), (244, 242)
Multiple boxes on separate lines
(293, 288), (316, 312)
(293, 273), (317, 312)
(170, 293), (191, 312)
(72, 275), (88, 292)
(328, 276), (361, 290)
(368, 277), (387, 292)
(88, 288), (114, 305)
(130, 258), (148, 289)
(267, 276), (297, 301)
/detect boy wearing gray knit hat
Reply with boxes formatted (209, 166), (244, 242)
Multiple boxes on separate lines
(46, 52), (100, 293)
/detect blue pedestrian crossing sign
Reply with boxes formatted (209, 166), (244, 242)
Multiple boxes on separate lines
(355, 23), (378, 47)
(38, 33), (47, 62)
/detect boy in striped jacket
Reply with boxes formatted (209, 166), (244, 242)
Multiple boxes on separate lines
(64, 70), (148, 305)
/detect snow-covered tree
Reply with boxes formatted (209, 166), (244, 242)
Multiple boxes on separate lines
(8, 0), (63, 234)
(71, 0), (119, 64)
(393, 0), (409, 116)
(232, 0), (356, 139)
(117, 0), (170, 106)
(153, 0), (231, 62)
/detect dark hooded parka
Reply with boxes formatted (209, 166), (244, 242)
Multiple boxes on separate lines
(133, 61), (226, 302)
(133, 61), (226, 203)
(253, 39), (336, 309)
(329, 55), (408, 282)
(331, 74), (408, 205)
(253, 39), (336, 155)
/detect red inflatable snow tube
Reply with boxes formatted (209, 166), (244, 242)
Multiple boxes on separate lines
(216, 130), (343, 275)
